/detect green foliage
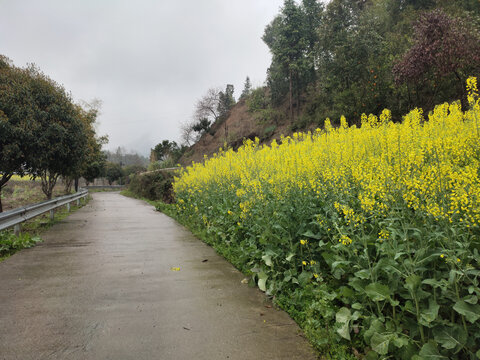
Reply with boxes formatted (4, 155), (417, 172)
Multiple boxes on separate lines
(260, 0), (480, 127)
(128, 171), (174, 203)
(25, 65), (88, 199)
(82, 152), (107, 184)
(263, 0), (320, 115)
(123, 164), (146, 177)
(262, 125), (277, 140)
(246, 87), (285, 125)
(217, 84), (235, 122)
(240, 76), (252, 100)
(192, 118), (212, 134)
(0, 57), (36, 211)
(0, 57), (104, 205)
(151, 140), (183, 163)
(0, 231), (42, 259)
(104, 162), (124, 185)
(246, 87), (269, 113)
(0, 58), (33, 181)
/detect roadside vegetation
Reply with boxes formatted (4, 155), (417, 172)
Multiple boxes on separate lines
(127, 171), (175, 203)
(0, 56), (107, 212)
(1, 178), (66, 212)
(166, 79), (480, 359)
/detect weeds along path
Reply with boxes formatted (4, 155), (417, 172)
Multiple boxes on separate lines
(0, 192), (316, 360)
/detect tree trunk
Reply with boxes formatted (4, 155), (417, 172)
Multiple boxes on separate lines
(453, 71), (467, 109)
(0, 174), (13, 213)
(289, 68), (293, 121)
(64, 177), (73, 194)
(224, 122), (228, 145)
(74, 178), (79, 192)
(41, 172), (58, 200)
(296, 72), (300, 117)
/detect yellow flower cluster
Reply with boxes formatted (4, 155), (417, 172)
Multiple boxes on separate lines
(339, 235), (353, 246)
(378, 229), (389, 240)
(174, 78), (480, 228)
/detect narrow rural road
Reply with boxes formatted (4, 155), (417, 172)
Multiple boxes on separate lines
(0, 192), (316, 360)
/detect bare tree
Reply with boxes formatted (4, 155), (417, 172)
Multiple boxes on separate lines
(180, 119), (199, 146)
(194, 87), (221, 124)
(180, 86), (234, 147)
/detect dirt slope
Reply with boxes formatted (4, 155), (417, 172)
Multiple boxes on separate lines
(179, 100), (291, 166)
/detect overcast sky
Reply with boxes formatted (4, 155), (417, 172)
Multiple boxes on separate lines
(0, 0), (285, 155)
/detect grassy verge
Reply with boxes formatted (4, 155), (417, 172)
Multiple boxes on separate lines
(0, 196), (90, 262)
(1, 179), (69, 212)
(120, 189), (158, 205)
(88, 188), (124, 193)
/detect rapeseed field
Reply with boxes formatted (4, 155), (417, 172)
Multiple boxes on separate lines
(171, 78), (480, 359)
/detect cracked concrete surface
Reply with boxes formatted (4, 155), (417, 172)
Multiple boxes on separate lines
(0, 192), (317, 360)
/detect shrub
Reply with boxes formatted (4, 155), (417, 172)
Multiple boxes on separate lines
(128, 171), (174, 203)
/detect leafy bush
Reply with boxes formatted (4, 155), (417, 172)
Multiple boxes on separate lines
(262, 125), (277, 140)
(0, 231), (42, 259)
(170, 79), (480, 358)
(128, 171), (174, 203)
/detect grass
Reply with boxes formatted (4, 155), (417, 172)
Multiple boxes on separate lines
(1, 179), (68, 211)
(88, 187), (124, 193)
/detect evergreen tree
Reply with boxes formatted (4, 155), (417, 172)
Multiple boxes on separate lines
(263, 0), (322, 119)
(240, 76), (252, 100)
(217, 84), (235, 120)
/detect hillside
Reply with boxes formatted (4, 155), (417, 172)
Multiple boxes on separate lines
(179, 1), (480, 167)
(179, 99), (292, 165)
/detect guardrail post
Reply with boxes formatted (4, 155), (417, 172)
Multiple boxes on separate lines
(66, 203), (71, 212)
(14, 224), (21, 236)
(76, 199), (80, 206)
(50, 209), (54, 220)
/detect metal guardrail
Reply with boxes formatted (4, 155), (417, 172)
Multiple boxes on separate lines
(0, 188), (88, 235)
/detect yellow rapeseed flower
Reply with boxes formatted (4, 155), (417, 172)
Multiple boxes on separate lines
(174, 77), (480, 245)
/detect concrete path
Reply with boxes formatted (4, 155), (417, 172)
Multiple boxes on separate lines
(0, 193), (317, 360)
